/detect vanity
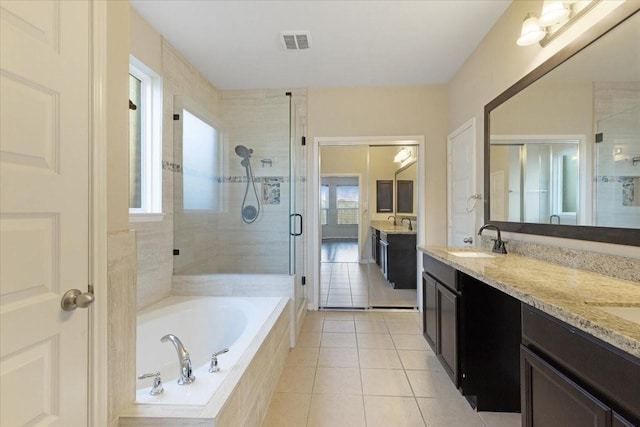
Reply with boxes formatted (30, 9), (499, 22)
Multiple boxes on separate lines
(420, 247), (640, 425)
(370, 221), (416, 289)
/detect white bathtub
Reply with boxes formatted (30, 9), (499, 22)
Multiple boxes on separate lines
(134, 296), (287, 407)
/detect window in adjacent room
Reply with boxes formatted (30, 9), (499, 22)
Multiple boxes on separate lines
(336, 185), (359, 225)
(129, 56), (162, 219)
(320, 184), (329, 225)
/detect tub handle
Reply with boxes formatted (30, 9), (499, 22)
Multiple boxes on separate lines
(209, 348), (230, 373)
(137, 371), (164, 396)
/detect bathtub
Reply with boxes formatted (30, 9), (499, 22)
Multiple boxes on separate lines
(133, 296), (289, 412)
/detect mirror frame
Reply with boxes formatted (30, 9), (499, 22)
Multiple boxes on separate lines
(484, 3), (640, 247)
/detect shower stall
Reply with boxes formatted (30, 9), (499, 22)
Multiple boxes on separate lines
(171, 90), (307, 311)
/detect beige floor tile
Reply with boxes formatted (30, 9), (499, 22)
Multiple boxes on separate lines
(406, 369), (460, 398)
(361, 368), (413, 397)
(321, 332), (357, 348)
(307, 394), (366, 427)
(398, 350), (440, 371)
(285, 346), (319, 367)
(478, 411), (522, 427)
(416, 397), (486, 427)
(317, 347), (359, 368)
(297, 332), (322, 348)
(358, 348), (403, 369)
(386, 320), (423, 334)
(364, 396), (426, 427)
(261, 392), (311, 427)
(323, 320), (355, 333)
(392, 333), (430, 350)
(357, 332), (395, 349)
(355, 319), (388, 333)
(313, 367), (362, 395)
(301, 317), (324, 332)
(383, 311), (420, 322)
(275, 366), (316, 393)
(322, 311), (355, 320)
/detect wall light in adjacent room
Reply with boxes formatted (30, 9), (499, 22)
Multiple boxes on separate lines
(516, 13), (546, 46)
(394, 147), (411, 163)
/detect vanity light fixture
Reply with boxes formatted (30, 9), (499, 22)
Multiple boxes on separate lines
(394, 147), (411, 163)
(516, 13), (546, 46)
(517, 0), (600, 47)
(538, 1), (571, 27)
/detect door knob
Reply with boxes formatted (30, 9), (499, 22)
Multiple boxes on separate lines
(463, 237), (473, 244)
(60, 289), (95, 311)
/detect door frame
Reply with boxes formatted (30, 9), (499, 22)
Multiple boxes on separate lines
(447, 118), (477, 246)
(89, 1), (109, 424)
(309, 136), (426, 311)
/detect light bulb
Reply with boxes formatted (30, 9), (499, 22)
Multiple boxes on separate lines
(517, 14), (546, 46)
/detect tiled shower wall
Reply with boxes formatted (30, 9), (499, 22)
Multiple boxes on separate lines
(133, 39), (220, 310)
(173, 90), (307, 275)
(594, 82), (640, 228)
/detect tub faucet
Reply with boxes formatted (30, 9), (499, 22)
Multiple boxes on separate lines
(477, 224), (507, 254)
(387, 215), (397, 225)
(400, 217), (413, 231)
(161, 334), (195, 385)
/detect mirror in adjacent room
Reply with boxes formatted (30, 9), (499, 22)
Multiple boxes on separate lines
(485, 6), (640, 245)
(395, 160), (416, 215)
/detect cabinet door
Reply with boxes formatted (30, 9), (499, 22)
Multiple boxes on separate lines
(437, 283), (458, 385)
(423, 273), (437, 349)
(521, 346), (611, 427)
(376, 180), (393, 212)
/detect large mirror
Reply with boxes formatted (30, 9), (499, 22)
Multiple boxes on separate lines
(485, 4), (640, 246)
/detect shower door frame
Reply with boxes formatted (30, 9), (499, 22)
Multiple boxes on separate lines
(309, 136), (426, 311)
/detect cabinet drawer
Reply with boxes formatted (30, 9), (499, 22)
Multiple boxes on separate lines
(423, 254), (457, 290)
(522, 305), (640, 422)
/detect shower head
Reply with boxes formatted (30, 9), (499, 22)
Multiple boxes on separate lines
(235, 145), (253, 158)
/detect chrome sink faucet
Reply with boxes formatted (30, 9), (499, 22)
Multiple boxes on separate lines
(387, 215), (397, 225)
(400, 217), (413, 231)
(477, 224), (507, 254)
(161, 334), (195, 385)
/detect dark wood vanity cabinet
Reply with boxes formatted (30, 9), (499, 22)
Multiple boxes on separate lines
(422, 254), (521, 412)
(521, 306), (640, 426)
(370, 228), (380, 266)
(380, 232), (416, 289)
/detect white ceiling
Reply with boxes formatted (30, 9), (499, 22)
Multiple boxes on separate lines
(130, 0), (511, 90)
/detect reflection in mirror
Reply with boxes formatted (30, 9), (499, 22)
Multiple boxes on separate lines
(395, 160), (416, 215)
(490, 138), (580, 225)
(485, 6), (640, 245)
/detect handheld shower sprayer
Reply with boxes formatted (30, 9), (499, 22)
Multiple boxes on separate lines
(235, 145), (260, 224)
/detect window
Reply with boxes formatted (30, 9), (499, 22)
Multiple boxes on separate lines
(320, 185), (329, 225)
(129, 56), (162, 219)
(336, 185), (359, 225)
(182, 109), (220, 211)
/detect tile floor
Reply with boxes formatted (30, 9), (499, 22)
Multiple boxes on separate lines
(262, 310), (522, 427)
(320, 241), (417, 308)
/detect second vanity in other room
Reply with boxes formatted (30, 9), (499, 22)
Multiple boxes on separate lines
(370, 220), (416, 289)
(419, 246), (640, 426)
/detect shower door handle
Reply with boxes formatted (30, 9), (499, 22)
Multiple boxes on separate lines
(290, 213), (303, 236)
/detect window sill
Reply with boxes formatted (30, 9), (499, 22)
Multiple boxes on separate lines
(129, 212), (165, 223)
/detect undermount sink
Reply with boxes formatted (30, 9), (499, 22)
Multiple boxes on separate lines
(447, 251), (495, 258)
(586, 302), (640, 325)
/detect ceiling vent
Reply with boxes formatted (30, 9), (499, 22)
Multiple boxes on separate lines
(281, 31), (311, 50)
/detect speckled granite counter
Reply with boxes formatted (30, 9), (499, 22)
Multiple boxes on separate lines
(370, 220), (416, 234)
(418, 246), (640, 358)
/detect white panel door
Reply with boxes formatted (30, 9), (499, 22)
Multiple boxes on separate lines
(1, 1), (90, 425)
(447, 120), (477, 246)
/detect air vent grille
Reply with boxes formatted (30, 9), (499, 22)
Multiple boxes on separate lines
(281, 31), (312, 50)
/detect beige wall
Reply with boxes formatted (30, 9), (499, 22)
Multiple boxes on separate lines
(308, 85), (448, 245)
(107, 1), (131, 233)
(448, 0), (639, 256)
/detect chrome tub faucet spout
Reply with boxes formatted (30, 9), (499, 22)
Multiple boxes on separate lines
(477, 224), (507, 254)
(161, 333), (195, 385)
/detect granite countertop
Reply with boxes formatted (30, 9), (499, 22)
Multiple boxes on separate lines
(418, 246), (640, 358)
(370, 220), (416, 234)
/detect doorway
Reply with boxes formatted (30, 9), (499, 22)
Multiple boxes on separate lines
(313, 137), (426, 310)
